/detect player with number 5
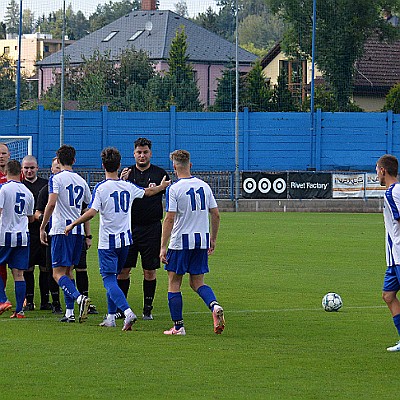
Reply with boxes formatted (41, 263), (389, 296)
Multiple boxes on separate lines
(39, 145), (92, 324)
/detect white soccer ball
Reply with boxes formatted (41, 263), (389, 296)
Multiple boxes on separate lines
(322, 292), (343, 312)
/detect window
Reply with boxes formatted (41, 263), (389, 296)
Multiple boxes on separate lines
(102, 31), (119, 42)
(128, 30), (144, 41)
(279, 59), (307, 103)
(4, 46), (10, 54)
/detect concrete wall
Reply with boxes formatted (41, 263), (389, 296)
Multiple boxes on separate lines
(217, 198), (384, 213)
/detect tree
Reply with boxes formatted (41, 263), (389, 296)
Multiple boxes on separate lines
(0, 54), (17, 109)
(40, 48), (159, 111)
(22, 9), (35, 34)
(193, 1), (237, 42)
(212, 62), (245, 112)
(242, 60), (273, 111)
(0, 22), (6, 39)
(267, 0), (400, 111)
(89, 0), (140, 32)
(166, 26), (202, 111)
(112, 48), (156, 111)
(68, 10), (90, 40)
(4, 0), (19, 35)
(271, 71), (299, 112)
(238, 13), (284, 53)
(193, 7), (221, 35)
(174, 0), (189, 17)
(383, 83), (400, 113)
(36, 6), (90, 40)
(0, 54), (29, 110)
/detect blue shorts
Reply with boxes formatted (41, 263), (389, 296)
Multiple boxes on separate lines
(383, 265), (400, 292)
(98, 246), (130, 277)
(0, 246), (29, 270)
(164, 249), (209, 275)
(51, 234), (83, 268)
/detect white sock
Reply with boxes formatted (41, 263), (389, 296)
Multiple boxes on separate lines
(107, 314), (116, 322)
(124, 308), (136, 318)
(66, 308), (74, 318)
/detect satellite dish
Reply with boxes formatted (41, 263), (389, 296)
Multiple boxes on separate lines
(145, 21), (153, 33)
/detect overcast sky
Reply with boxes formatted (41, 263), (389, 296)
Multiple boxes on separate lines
(0, 1), (219, 21)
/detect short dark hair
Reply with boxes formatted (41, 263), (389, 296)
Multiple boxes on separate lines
(6, 159), (21, 176)
(101, 147), (121, 172)
(378, 154), (398, 177)
(56, 145), (76, 166)
(134, 137), (152, 149)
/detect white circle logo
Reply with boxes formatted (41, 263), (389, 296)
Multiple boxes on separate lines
(258, 178), (272, 194)
(273, 178), (286, 194)
(243, 178), (257, 193)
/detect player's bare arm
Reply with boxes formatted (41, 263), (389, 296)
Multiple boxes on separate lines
(209, 207), (220, 255)
(144, 175), (171, 197)
(40, 192), (57, 245)
(160, 211), (175, 264)
(65, 208), (97, 236)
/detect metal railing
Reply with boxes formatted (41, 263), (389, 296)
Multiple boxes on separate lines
(39, 170), (234, 199)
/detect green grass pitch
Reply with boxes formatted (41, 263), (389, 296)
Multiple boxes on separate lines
(1, 212), (398, 399)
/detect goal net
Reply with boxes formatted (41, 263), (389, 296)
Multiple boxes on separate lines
(0, 136), (32, 162)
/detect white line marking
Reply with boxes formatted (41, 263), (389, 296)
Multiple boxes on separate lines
(0, 305), (387, 323)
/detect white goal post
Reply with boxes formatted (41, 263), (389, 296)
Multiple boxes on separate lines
(0, 136), (32, 162)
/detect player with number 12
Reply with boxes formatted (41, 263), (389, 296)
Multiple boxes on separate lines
(39, 145), (92, 324)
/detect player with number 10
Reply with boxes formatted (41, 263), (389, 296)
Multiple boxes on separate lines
(64, 147), (170, 331)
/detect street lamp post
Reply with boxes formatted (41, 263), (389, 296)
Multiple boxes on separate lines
(16, 0), (23, 134)
(234, 0), (240, 212)
(310, 0), (317, 169)
(60, 0), (66, 146)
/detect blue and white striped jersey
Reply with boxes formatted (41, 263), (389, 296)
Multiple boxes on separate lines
(165, 176), (218, 250)
(383, 182), (400, 266)
(89, 179), (145, 249)
(48, 170), (91, 236)
(0, 180), (34, 247)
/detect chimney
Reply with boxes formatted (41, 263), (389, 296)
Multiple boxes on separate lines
(141, 0), (156, 10)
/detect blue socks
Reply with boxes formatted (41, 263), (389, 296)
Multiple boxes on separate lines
(393, 314), (400, 336)
(103, 274), (129, 313)
(168, 292), (183, 327)
(197, 285), (217, 310)
(0, 273), (7, 303)
(15, 281), (26, 313)
(58, 276), (80, 308)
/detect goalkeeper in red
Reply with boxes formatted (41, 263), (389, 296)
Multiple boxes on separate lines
(377, 154), (400, 351)
(160, 150), (225, 336)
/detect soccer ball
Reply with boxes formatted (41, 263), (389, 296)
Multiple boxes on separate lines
(322, 292), (343, 312)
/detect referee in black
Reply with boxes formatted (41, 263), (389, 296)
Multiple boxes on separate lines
(118, 137), (170, 320)
(21, 155), (51, 311)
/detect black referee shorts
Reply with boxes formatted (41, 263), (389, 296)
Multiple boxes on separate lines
(28, 235), (47, 272)
(123, 222), (161, 270)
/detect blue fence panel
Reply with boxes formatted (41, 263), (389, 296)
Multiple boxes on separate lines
(106, 112), (171, 169)
(1, 107), (400, 172)
(320, 112), (387, 171)
(248, 112), (311, 170)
